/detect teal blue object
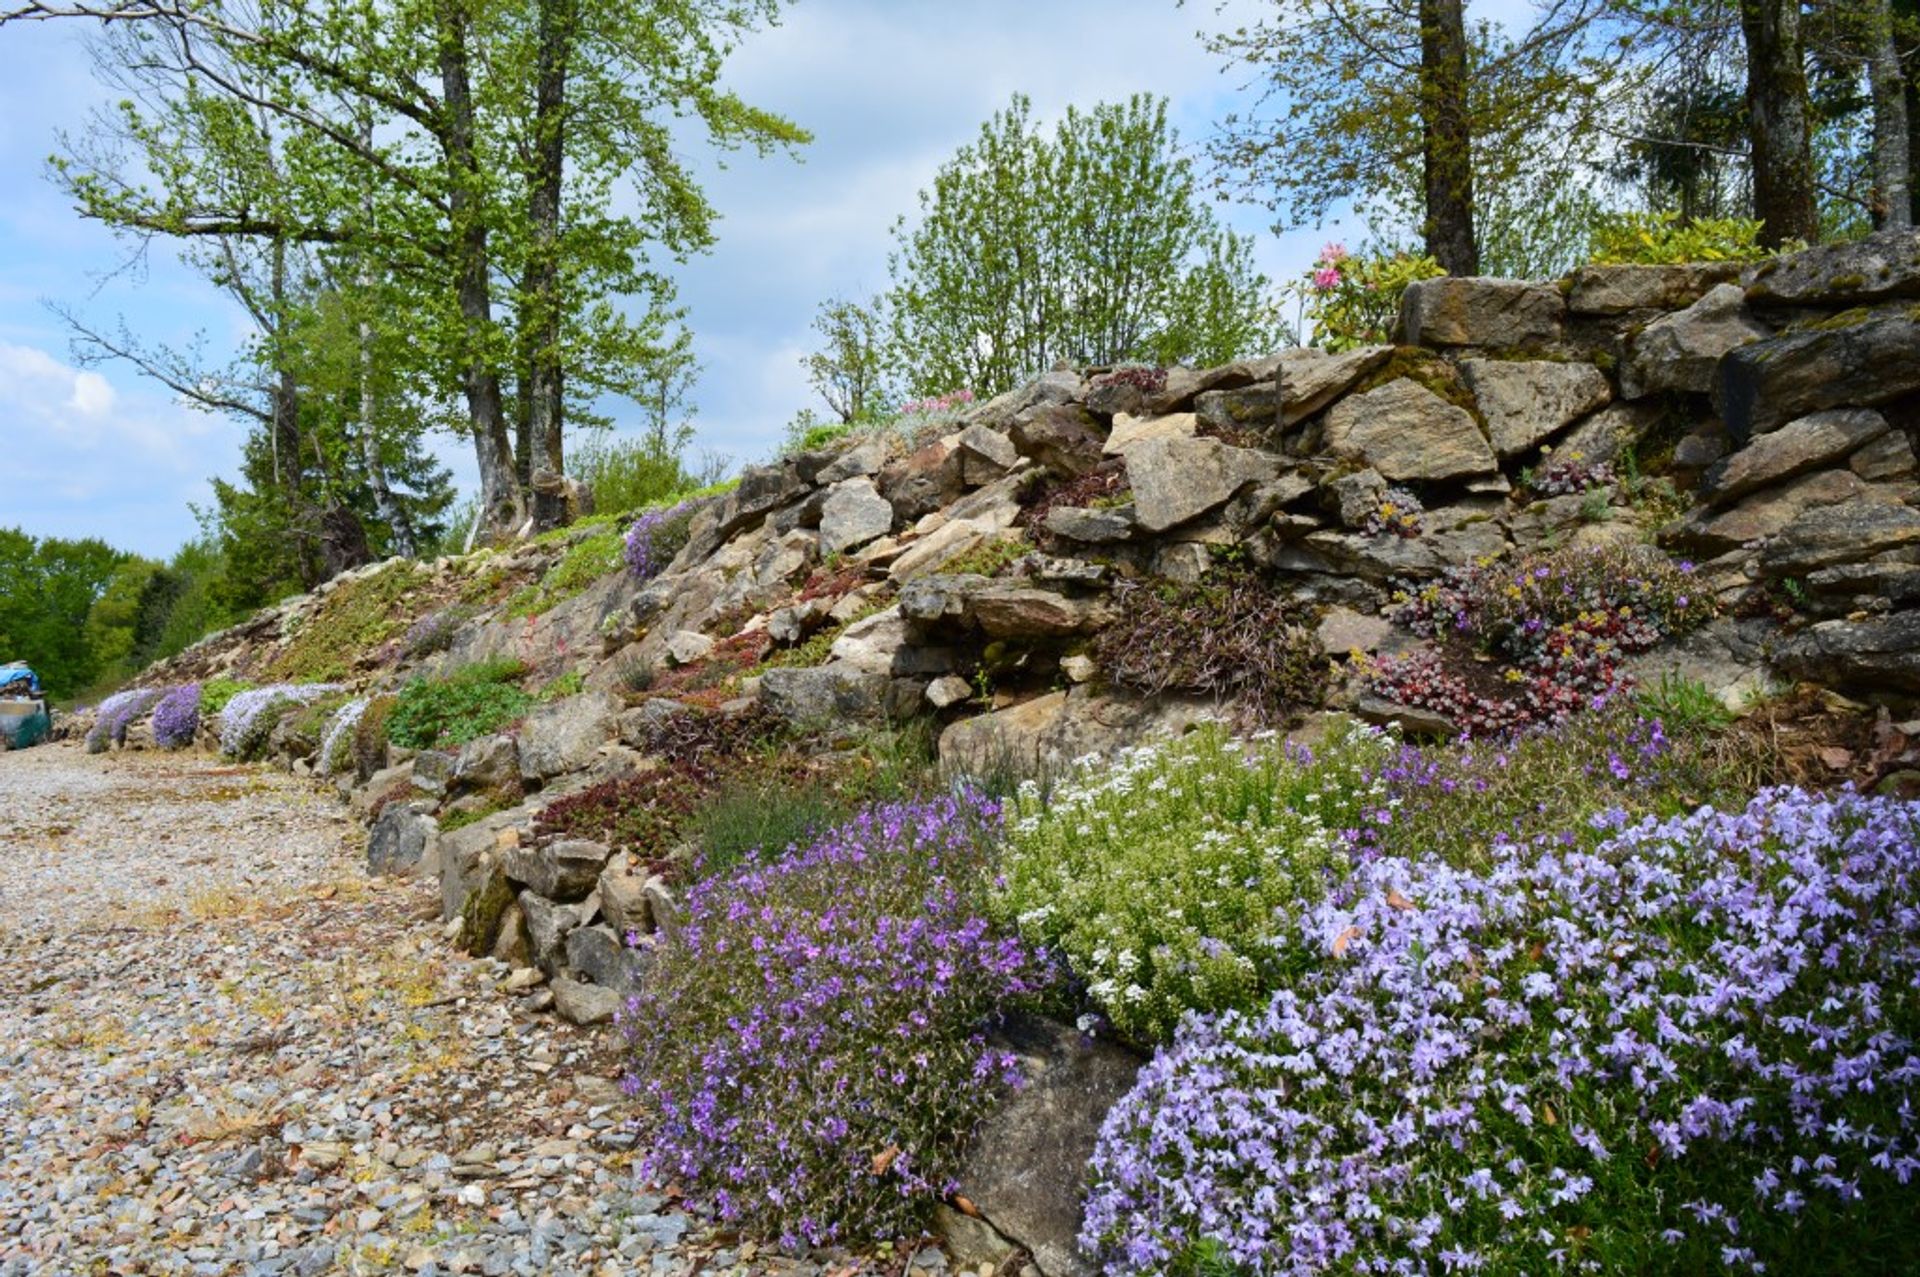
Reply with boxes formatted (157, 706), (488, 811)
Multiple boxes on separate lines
(0, 703), (51, 750)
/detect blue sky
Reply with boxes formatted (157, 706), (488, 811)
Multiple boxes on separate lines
(0, 0), (1350, 559)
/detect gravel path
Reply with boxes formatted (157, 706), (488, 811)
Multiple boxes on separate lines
(0, 744), (933, 1277)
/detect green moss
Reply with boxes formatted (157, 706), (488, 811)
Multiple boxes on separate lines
(940, 533), (1031, 578)
(1354, 347), (1484, 427)
(459, 870), (515, 957)
(1798, 306), (1873, 334)
(530, 513), (619, 548)
(1828, 272), (1868, 291)
(270, 564), (419, 682)
(506, 528), (625, 619)
(539, 670), (586, 701)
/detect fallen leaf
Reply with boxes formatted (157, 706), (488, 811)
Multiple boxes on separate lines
(1540, 1102), (1558, 1127)
(871, 1145), (901, 1176)
(951, 1194), (981, 1218)
(1819, 746), (1854, 770)
(1386, 888), (1416, 912)
(1332, 925), (1362, 956)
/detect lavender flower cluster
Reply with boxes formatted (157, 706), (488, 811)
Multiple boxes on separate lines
(623, 499), (700, 581)
(150, 683), (202, 749)
(401, 608), (464, 658)
(218, 683), (341, 759)
(84, 687), (166, 753)
(621, 790), (1053, 1246)
(1083, 787), (1920, 1275)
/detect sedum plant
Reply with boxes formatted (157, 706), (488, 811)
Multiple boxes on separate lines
(996, 720), (1391, 1043)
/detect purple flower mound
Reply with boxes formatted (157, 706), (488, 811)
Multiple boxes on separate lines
(84, 687), (166, 752)
(1084, 788), (1920, 1275)
(623, 499), (699, 581)
(621, 790), (1054, 1247)
(150, 683), (201, 749)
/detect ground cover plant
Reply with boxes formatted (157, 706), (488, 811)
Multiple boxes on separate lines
(1094, 565), (1325, 723)
(506, 526), (625, 618)
(384, 659), (533, 750)
(621, 790), (1052, 1247)
(217, 683), (344, 759)
(85, 686), (165, 752)
(1366, 543), (1715, 736)
(267, 562), (419, 682)
(1081, 785), (1920, 1276)
(997, 720), (1392, 1043)
(150, 682), (201, 749)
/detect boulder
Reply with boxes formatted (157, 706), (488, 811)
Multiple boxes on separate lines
(1141, 355), (1282, 414)
(815, 434), (894, 484)
(1774, 611), (1920, 694)
(1193, 382), (1277, 437)
(756, 665), (887, 729)
(1746, 227), (1920, 307)
(1852, 431), (1919, 482)
(945, 1016), (1144, 1277)
(1355, 694), (1458, 740)
(410, 749), (456, 798)
(564, 924), (649, 992)
(1715, 310), (1920, 442)
(503, 837), (611, 903)
(1703, 408), (1890, 506)
(551, 977), (622, 1027)
(1666, 468), (1886, 556)
(437, 814), (521, 923)
(877, 440), (966, 523)
(938, 687), (1214, 778)
(1125, 436), (1282, 533)
(664, 630), (715, 666)
(453, 733), (519, 791)
(1618, 618), (1775, 712)
(522, 891), (594, 976)
(1621, 283), (1769, 398)
(1550, 400), (1669, 465)
(926, 675), (975, 709)
(969, 587), (1101, 639)
(1564, 261), (1744, 314)
(899, 573), (991, 624)
(1315, 605), (1397, 655)
(1326, 468), (1388, 529)
(517, 692), (620, 782)
(1458, 358), (1613, 458)
(969, 370), (1083, 429)
(1759, 501), (1920, 576)
(1297, 520), (1510, 583)
(1043, 505), (1135, 544)
(350, 761), (414, 818)
(956, 424), (1021, 482)
(1400, 276), (1565, 348)
(1320, 379), (1497, 482)
(616, 698), (687, 749)
(597, 859), (655, 938)
(1009, 404), (1106, 477)
(1103, 411), (1195, 457)
(1280, 346), (1392, 425)
(819, 477), (897, 555)
(367, 802), (438, 878)
(829, 607), (956, 677)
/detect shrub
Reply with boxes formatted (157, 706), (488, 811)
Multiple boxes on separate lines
(1588, 209), (1772, 265)
(996, 720), (1391, 1043)
(86, 687), (165, 753)
(570, 431), (715, 516)
(1083, 787), (1920, 1275)
(218, 684), (343, 759)
(1296, 242), (1445, 351)
(385, 660), (533, 751)
(536, 764), (705, 859)
(1094, 567), (1325, 722)
(150, 683), (201, 749)
(624, 498), (702, 581)
(622, 791), (1052, 1246)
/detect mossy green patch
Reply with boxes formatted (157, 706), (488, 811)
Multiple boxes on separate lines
(270, 564), (419, 682)
(1354, 347), (1484, 426)
(506, 528), (624, 619)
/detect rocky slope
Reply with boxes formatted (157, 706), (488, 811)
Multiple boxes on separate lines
(67, 227), (1920, 1272)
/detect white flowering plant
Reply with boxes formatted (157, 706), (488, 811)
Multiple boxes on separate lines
(993, 719), (1391, 1043)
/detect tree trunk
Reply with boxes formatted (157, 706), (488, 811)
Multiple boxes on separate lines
(1418, 0), (1479, 275)
(437, 0), (524, 538)
(356, 113), (417, 558)
(1740, 0), (1821, 247)
(1868, 0), (1913, 228)
(1896, 0), (1920, 224)
(524, 0), (576, 533)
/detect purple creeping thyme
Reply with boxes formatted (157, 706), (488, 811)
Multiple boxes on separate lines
(621, 789), (1054, 1247)
(623, 499), (700, 581)
(1084, 787), (1920, 1275)
(84, 686), (166, 752)
(150, 683), (201, 749)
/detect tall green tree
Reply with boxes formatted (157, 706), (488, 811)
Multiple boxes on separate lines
(1191, 0), (1613, 276)
(0, 529), (128, 697)
(888, 94), (1279, 397)
(803, 296), (894, 424)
